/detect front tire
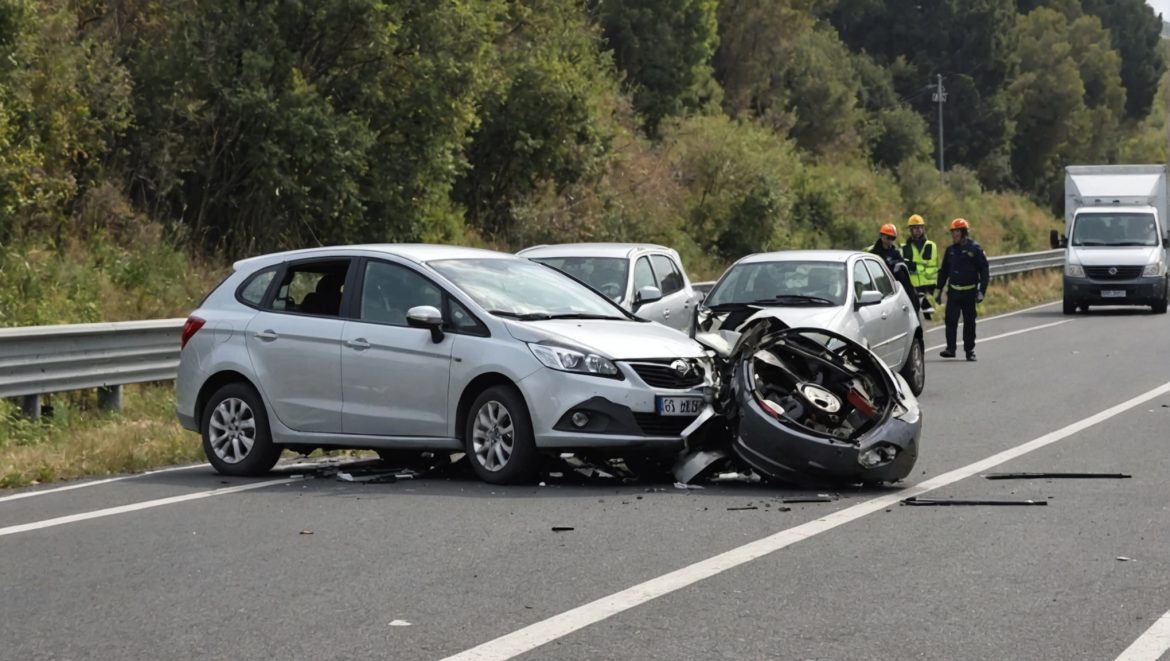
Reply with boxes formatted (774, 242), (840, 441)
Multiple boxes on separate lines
(1063, 297), (1076, 315)
(464, 385), (538, 485)
(1153, 296), (1168, 314)
(899, 336), (925, 396)
(201, 382), (282, 476)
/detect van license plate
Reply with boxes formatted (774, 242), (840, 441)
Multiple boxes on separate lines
(1102, 290), (1126, 298)
(657, 396), (704, 416)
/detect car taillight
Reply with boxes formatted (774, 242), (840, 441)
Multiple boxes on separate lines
(181, 316), (206, 349)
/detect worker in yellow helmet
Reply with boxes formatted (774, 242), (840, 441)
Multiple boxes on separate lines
(901, 214), (940, 319)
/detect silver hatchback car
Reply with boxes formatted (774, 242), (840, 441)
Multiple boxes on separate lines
(176, 245), (713, 484)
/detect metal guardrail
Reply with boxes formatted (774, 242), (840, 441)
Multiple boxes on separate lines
(1, 248), (1065, 410)
(0, 318), (185, 414)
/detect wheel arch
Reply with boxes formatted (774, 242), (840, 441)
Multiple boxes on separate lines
(455, 372), (527, 441)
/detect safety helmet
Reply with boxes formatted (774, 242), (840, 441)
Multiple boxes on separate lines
(907, 214), (925, 226)
(949, 217), (970, 230)
(880, 223), (897, 238)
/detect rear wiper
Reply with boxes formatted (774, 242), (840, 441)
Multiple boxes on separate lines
(487, 310), (552, 321)
(757, 295), (836, 306)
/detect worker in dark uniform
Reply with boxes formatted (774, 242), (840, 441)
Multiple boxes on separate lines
(935, 217), (989, 361)
(866, 223), (920, 313)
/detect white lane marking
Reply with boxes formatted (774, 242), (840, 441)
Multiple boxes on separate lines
(0, 477), (299, 537)
(1116, 610), (1170, 661)
(925, 300), (1061, 333)
(442, 381), (1170, 661)
(926, 319), (1071, 352)
(0, 463), (210, 504)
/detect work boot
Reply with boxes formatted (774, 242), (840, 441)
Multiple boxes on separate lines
(923, 309), (934, 320)
(966, 351), (976, 362)
(939, 349), (955, 358)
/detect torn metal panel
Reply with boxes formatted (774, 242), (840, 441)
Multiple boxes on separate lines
(983, 472), (1131, 480)
(901, 497), (1048, 506)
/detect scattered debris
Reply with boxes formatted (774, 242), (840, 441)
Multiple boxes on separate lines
(984, 472), (1131, 480)
(299, 529), (313, 535)
(674, 482), (705, 490)
(727, 506), (759, 511)
(1117, 556), (1136, 562)
(551, 526), (575, 532)
(388, 620), (412, 627)
(901, 496), (1048, 507)
(781, 494), (836, 503)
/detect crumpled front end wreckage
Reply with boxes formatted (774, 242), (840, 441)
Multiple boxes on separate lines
(673, 315), (921, 485)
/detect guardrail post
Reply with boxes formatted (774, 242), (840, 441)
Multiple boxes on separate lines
(20, 394), (41, 418)
(97, 386), (123, 412)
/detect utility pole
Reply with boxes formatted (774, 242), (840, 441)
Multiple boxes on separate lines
(931, 74), (947, 180)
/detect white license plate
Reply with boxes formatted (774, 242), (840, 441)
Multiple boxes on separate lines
(1102, 290), (1126, 298)
(656, 396), (704, 416)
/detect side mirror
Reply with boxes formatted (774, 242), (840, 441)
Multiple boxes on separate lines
(633, 286), (663, 309)
(1050, 229), (1068, 249)
(1163, 236), (1169, 249)
(855, 290), (883, 309)
(407, 305), (444, 343)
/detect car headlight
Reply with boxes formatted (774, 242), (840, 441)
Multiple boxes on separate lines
(528, 343), (621, 378)
(1143, 262), (1166, 277)
(1065, 263), (1085, 278)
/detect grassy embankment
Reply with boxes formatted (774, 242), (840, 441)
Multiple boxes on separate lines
(0, 234), (1062, 489)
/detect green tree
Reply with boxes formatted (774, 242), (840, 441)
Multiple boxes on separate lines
(457, 1), (617, 242)
(596, 0), (720, 136)
(1080, 0), (1165, 118)
(122, 0), (501, 255)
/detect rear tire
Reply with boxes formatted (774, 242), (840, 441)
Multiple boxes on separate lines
(899, 336), (925, 396)
(201, 382), (282, 476)
(464, 385), (538, 485)
(1063, 297), (1076, 315)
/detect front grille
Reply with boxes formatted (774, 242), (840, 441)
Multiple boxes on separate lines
(1085, 265), (1144, 280)
(633, 413), (697, 437)
(628, 361), (705, 389)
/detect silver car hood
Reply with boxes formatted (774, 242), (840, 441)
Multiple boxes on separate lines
(1071, 246), (1161, 266)
(503, 319), (706, 360)
(693, 306), (851, 356)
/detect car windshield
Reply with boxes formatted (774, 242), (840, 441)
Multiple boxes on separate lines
(529, 256), (630, 302)
(1071, 212), (1159, 247)
(429, 258), (630, 319)
(705, 260), (847, 307)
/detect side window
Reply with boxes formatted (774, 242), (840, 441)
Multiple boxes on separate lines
(633, 256), (657, 292)
(650, 254), (684, 295)
(863, 260), (895, 297)
(238, 268), (276, 307)
(446, 298), (487, 335)
(269, 260), (350, 317)
(852, 261), (876, 300)
(359, 261), (442, 326)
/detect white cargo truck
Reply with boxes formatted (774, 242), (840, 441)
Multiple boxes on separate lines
(1051, 164), (1170, 314)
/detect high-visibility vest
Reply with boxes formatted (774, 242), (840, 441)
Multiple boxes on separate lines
(902, 239), (939, 288)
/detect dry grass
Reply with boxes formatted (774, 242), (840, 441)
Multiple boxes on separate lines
(0, 384), (204, 488)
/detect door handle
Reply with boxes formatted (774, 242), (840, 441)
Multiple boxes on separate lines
(255, 330), (278, 341)
(881, 312), (888, 320)
(663, 309), (671, 318)
(346, 338), (371, 351)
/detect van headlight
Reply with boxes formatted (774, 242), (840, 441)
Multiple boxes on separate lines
(1143, 262), (1166, 277)
(1065, 263), (1085, 277)
(528, 343), (622, 378)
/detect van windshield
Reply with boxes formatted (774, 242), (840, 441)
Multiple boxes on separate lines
(1071, 212), (1159, 247)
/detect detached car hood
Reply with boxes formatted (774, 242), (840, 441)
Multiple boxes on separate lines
(1071, 246), (1161, 266)
(504, 318), (706, 360)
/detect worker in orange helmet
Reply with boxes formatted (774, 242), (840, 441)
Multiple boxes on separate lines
(935, 218), (989, 361)
(866, 223), (920, 312)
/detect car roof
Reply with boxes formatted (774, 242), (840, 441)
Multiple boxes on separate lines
(231, 243), (515, 271)
(734, 249), (862, 266)
(517, 242), (675, 259)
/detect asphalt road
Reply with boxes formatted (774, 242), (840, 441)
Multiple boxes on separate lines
(3, 302), (1169, 661)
